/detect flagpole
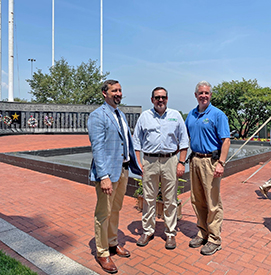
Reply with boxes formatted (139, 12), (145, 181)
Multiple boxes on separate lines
(100, 0), (103, 76)
(52, 0), (55, 66)
(0, 0), (2, 101)
(8, 0), (14, 101)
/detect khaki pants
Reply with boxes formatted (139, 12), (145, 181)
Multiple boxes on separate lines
(190, 156), (223, 245)
(142, 154), (178, 237)
(94, 168), (128, 257)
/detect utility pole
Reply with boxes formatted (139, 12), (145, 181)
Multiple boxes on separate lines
(8, 0), (14, 101)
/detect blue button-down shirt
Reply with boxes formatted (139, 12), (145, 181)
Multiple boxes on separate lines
(133, 108), (189, 154)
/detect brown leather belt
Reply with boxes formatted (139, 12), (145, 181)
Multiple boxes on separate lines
(194, 152), (212, 158)
(144, 150), (178, 158)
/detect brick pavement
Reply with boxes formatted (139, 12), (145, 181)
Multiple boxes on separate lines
(1, 135), (271, 274)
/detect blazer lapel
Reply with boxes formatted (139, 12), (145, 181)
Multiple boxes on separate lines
(103, 103), (122, 136)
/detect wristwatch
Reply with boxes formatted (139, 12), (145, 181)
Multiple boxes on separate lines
(178, 161), (186, 166)
(218, 160), (226, 167)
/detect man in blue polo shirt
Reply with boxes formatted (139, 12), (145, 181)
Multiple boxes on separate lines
(185, 80), (230, 255)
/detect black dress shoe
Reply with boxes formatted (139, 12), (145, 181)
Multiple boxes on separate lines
(97, 256), (118, 274)
(137, 234), (154, 247)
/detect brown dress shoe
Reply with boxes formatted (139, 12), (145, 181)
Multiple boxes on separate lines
(165, 236), (176, 249)
(137, 234), (154, 247)
(109, 245), (130, 257)
(97, 256), (118, 274)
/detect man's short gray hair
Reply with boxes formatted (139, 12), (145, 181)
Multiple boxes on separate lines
(195, 81), (212, 93)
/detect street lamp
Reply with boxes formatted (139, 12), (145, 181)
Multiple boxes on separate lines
(28, 58), (36, 79)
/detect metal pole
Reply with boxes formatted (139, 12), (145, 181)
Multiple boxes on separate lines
(100, 0), (103, 76)
(8, 0), (14, 101)
(242, 157), (271, 183)
(0, 0), (2, 101)
(226, 115), (271, 163)
(52, 0), (54, 66)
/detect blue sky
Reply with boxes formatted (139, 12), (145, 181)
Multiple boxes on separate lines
(1, 0), (271, 113)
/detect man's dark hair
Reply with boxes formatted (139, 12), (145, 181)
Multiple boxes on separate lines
(151, 87), (168, 98)
(101, 80), (119, 93)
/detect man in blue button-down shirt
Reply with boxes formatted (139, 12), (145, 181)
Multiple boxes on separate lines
(133, 87), (189, 249)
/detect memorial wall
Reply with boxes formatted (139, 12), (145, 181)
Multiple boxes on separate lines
(0, 102), (141, 135)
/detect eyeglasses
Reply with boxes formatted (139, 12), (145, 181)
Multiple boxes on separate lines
(154, 96), (167, 100)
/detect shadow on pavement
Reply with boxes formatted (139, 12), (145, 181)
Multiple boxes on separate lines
(263, 218), (271, 232)
(0, 212), (76, 253)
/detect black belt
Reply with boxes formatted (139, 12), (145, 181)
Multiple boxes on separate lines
(122, 161), (130, 170)
(144, 150), (178, 158)
(193, 152), (212, 158)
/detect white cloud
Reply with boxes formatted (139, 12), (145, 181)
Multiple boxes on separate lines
(2, 70), (8, 76)
(218, 33), (249, 50)
(2, 82), (8, 89)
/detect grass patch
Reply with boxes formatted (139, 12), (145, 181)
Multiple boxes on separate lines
(0, 250), (38, 275)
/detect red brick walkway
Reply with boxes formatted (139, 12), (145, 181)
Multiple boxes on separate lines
(1, 135), (271, 274)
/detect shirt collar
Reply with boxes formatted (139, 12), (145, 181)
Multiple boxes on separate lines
(105, 101), (118, 113)
(195, 103), (212, 115)
(151, 107), (168, 118)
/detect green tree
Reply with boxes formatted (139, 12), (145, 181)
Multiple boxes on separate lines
(14, 97), (29, 103)
(26, 58), (108, 105)
(2, 97), (29, 102)
(212, 78), (271, 138)
(179, 111), (188, 121)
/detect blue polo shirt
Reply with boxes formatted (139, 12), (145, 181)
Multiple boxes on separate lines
(185, 103), (230, 154)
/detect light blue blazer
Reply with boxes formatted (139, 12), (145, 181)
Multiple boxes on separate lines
(87, 102), (142, 182)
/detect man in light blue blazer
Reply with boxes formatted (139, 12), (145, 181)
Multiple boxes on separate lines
(87, 79), (142, 274)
